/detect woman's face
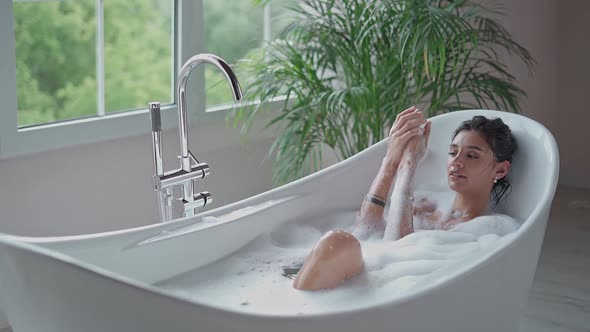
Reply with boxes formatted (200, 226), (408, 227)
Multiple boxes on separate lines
(447, 130), (508, 195)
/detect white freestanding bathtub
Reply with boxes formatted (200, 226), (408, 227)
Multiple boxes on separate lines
(0, 110), (559, 332)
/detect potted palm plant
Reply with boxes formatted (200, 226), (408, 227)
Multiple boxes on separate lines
(232, 0), (535, 185)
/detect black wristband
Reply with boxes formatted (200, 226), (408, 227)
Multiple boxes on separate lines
(366, 194), (386, 207)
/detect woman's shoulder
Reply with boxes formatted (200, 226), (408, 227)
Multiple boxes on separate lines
(413, 197), (437, 215)
(412, 197), (445, 231)
(412, 189), (454, 213)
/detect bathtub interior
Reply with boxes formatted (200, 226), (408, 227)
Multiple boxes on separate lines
(145, 110), (558, 315)
(0, 110), (558, 315)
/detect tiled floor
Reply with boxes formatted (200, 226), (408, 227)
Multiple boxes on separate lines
(519, 186), (590, 332)
(1, 186), (589, 332)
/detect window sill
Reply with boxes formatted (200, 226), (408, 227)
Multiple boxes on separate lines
(0, 97), (288, 160)
(1, 104), (179, 160)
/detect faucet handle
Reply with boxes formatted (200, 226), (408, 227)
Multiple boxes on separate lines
(190, 162), (210, 179)
(183, 191), (212, 212)
(188, 150), (210, 179)
(195, 191), (212, 206)
(149, 102), (161, 132)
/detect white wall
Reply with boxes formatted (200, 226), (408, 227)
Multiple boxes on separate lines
(0, 308), (6, 329)
(503, 0), (590, 189)
(0, 118), (276, 237)
(554, 0), (590, 188)
(501, 0), (558, 133)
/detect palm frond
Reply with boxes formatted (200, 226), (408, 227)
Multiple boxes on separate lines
(231, 0), (535, 185)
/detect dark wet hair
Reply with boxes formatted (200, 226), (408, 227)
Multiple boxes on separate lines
(452, 115), (518, 207)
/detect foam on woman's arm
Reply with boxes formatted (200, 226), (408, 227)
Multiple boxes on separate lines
(353, 157), (400, 239)
(383, 153), (418, 241)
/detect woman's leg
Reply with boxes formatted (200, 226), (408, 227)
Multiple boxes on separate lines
(293, 230), (363, 290)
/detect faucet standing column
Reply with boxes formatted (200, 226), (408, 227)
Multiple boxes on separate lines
(149, 54), (243, 222)
(176, 53), (243, 217)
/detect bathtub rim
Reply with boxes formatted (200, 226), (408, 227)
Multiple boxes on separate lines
(0, 109), (560, 319)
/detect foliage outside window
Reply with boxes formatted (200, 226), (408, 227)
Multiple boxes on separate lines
(13, 0), (173, 127)
(204, 0), (295, 108)
(12, 0), (296, 128)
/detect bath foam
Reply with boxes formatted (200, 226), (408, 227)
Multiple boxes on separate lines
(155, 192), (521, 316)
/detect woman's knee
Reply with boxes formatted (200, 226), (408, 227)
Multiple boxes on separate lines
(312, 230), (361, 259)
(293, 230), (363, 290)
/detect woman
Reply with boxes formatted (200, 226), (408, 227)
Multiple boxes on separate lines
(293, 106), (518, 290)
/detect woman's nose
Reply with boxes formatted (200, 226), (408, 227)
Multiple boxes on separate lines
(451, 155), (464, 168)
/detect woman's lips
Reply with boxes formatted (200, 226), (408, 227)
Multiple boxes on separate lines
(449, 172), (466, 179)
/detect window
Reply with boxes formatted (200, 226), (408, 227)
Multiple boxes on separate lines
(202, 0), (296, 110)
(0, 0), (295, 158)
(13, 0), (174, 127)
(203, 0), (264, 108)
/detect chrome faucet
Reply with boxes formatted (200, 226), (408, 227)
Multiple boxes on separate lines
(148, 54), (243, 222)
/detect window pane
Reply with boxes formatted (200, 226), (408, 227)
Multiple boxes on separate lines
(271, 0), (297, 40)
(203, 0), (264, 108)
(104, 0), (174, 114)
(14, 0), (97, 127)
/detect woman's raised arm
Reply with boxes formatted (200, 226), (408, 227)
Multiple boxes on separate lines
(383, 120), (431, 240)
(353, 106), (427, 239)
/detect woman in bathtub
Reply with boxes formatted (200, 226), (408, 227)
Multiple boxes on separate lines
(293, 106), (518, 290)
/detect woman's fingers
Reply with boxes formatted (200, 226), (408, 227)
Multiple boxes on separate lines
(396, 117), (427, 137)
(397, 106), (417, 118)
(393, 106), (417, 124)
(391, 106), (417, 131)
(390, 109), (424, 136)
(423, 121), (432, 143)
(397, 127), (421, 146)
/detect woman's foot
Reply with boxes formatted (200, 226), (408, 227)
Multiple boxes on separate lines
(293, 230), (363, 291)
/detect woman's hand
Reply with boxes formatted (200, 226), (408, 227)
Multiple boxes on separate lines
(405, 120), (431, 162)
(385, 106), (428, 165)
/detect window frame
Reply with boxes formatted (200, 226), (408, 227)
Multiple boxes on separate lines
(0, 0), (276, 159)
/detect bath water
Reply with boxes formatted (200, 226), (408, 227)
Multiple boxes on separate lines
(155, 189), (521, 316)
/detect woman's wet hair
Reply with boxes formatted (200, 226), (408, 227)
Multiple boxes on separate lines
(452, 115), (518, 207)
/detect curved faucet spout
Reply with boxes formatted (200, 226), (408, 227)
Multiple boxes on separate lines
(177, 53), (243, 171)
(150, 53), (242, 221)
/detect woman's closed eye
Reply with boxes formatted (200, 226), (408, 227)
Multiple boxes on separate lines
(448, 151), (480, 159)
